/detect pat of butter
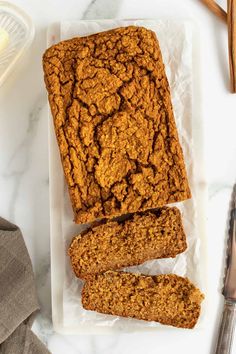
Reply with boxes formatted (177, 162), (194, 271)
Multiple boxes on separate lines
(0, 28), (9, 53)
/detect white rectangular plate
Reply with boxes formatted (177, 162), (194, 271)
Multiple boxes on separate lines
(48, 19), (207, 334)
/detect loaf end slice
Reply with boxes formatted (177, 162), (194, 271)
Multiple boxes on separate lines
(82, 271), (204, 329)
(68, 207), (187, 279)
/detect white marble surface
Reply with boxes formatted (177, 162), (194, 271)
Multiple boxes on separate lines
(0, 0), (236, 353)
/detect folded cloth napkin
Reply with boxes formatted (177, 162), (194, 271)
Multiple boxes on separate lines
(0, 217), (50, 354)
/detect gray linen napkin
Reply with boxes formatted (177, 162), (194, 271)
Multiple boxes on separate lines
(0, 217), (50, 354)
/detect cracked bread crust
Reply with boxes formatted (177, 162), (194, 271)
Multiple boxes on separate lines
(43, 26), (191, 224)
(68, 207), (187, 279)
(82, 271), (204, 328)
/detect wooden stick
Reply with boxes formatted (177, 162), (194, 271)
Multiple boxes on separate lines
(228, 0), (236, 92)
(200, 0), (227, 23)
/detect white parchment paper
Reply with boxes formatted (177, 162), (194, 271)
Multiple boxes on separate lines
(49, 19), (207, 333)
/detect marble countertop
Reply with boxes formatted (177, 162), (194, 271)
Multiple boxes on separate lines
(0, 0), (236, 353)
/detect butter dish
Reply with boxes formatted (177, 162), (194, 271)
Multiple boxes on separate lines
(0, 1), (34, 86)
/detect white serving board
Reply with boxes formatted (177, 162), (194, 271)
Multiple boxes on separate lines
(48, 19), (208, 334)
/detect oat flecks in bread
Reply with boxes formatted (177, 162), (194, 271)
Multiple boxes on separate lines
(68, 207), (187, 279)
(43, 26), (191, 224)
(82, 271), (204, 329)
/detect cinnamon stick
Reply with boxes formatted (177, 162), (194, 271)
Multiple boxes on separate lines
(200, 0), (227, 23)
(228, 0), (236, 92)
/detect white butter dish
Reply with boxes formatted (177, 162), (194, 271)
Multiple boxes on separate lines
(0, 1), (35, 86)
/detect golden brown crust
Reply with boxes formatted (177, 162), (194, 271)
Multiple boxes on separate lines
(68, 207), (187, 279)
(43, 26), (191, 224)
(82, 271), (204, 329)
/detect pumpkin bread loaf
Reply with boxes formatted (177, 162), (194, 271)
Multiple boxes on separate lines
(43, 26), (191, 224)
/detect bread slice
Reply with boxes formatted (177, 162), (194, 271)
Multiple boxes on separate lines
(68, 207), (187, 279)
(43, 26), (191, 224)
(82, 271), (204, 329)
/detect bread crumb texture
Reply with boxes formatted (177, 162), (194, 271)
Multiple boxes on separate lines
(43, 26), (191, 224)
(69, 207), (187, 279)
(82, 271), (204, 329)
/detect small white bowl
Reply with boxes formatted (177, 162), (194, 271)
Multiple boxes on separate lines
(0, 1), (35, 86)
